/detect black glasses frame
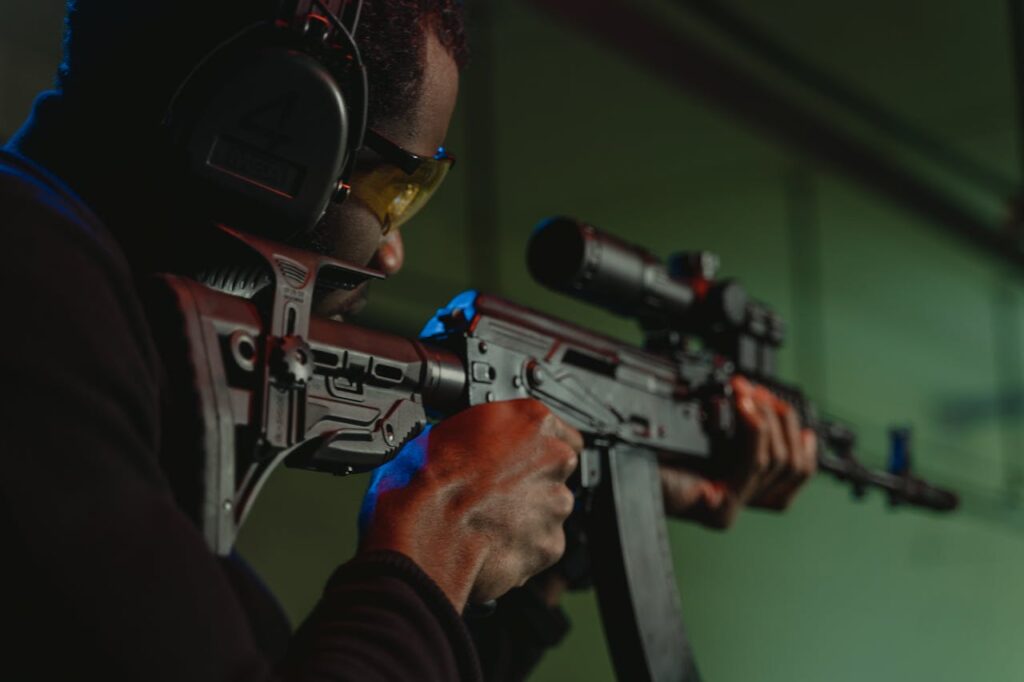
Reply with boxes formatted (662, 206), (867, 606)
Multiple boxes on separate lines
(362, 129), (454, 175)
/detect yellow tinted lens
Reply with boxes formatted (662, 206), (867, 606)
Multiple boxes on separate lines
(351, 157), (452, 234)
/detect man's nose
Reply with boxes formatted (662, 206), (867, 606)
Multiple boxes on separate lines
(377, 230), (405, 275)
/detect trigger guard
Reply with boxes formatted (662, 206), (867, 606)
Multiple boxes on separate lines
(286, 398), (427, 474)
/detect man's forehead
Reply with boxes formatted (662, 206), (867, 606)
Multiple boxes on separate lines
(379, 30), (460, 156)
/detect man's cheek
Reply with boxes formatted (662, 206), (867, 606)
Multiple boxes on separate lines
(313, 200), (385, 266)
(313, 281), (371, 320)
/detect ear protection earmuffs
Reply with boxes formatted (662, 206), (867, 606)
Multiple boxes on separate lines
(164, 0), (367, 242)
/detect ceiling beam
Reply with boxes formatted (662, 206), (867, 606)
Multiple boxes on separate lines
(524, 0), (1024, 271)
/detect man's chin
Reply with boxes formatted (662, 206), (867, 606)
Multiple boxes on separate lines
(318, 281), (371, 322)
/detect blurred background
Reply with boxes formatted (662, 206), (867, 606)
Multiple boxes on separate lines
(3, 0), (1023, 679)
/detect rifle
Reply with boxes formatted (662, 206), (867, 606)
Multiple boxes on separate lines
(148, 217), (957, 682)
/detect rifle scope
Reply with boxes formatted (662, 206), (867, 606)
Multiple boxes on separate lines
(527, 216), (697, 320)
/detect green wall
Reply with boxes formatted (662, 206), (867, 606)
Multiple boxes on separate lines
(4, 1), (1024, 679)
(241, 3), (1024, 680)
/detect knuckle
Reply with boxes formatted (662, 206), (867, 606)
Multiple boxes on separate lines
(542, 532), (566, 567)
(755, 387), (775, 412)
(730, 375), (751, 394)
(565, 425), (585, 452)
(545, 441), (579, 479)
(522, 398), (552, 420)
(561, 447), (580, 473)
(556, 486), (575, 518)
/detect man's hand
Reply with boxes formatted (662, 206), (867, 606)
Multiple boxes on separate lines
(359, 399), (582, 611)
(660, 376), (818, 529)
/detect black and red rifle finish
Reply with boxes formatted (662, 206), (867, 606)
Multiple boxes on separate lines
(148, 218), (957, 682)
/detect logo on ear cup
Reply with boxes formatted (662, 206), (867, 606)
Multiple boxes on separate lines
(207, 136), (304, 198)
(204, 91), (306, 197)
(238, 92), (300, 151)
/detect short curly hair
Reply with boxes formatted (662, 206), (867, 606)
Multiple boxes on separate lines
(57, 0), (468, 128)
(358, 0), (469, 125)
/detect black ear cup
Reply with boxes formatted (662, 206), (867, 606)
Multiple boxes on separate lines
(167, 42), (351, 241)
(165, 7), (367, 243)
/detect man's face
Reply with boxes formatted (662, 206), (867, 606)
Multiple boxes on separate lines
(313, 28), (460, 319)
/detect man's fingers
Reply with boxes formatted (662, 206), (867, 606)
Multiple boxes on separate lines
(545, 411), (585, 453)
(756, 412), (818, 510)
(779, 399), (803, 466)
(660, 466), (709, 516)
(553, 443), (580, 482)
(754, 387), (788, 485)
(733, 379), (818, 511)
(775, 399), (812, 485)
(734, 380), (767, 465)
(659, 465), (736, 527)
(550, 414), (583, 478)
(802, 428), (819, 476)
(537, 412), (582, 482)
(731, 378), (772, 505)
(783, 417), (818, 483)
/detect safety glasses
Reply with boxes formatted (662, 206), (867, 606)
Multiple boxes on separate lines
(349, 130), (455, 235)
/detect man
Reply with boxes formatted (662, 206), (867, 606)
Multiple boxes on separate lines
(0, 1), (815, 680)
